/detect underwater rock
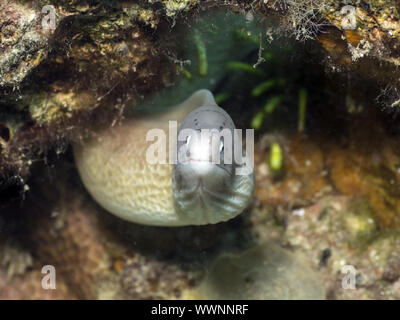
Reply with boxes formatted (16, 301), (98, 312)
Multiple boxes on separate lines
(26, 180), (111, 299)
(0, 0), (174, 182)
(0, 1), (49, 89)
(260, 0), (400, 76)
(256, 134), (331, 208)
(321, 1), (400, 65)
(0, 270), (75, 300)
(284, 194), (400, 299)
(183, 242), (326, 300)
(382, 248), (400, 283)
(0, 159), (215, 300)
(254, 110), (400, 230)
(325, 119), (400, 229)
(120, 254), (195, 300)
(0, 0), (399, 188)
(366, 232), (400, 281)
(250, 107), (400, 299)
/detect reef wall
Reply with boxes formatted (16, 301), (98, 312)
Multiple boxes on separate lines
(0, 0), (399, 191)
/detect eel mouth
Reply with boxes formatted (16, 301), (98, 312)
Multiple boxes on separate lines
(173, 170), (244, 225)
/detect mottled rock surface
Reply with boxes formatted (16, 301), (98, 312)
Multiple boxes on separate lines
(183, 243), (326, 300)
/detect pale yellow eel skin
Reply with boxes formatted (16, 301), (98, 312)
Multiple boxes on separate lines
(74, 90), (255, 226)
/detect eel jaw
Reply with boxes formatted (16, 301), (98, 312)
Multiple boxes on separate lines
(173, 160), (250, 225)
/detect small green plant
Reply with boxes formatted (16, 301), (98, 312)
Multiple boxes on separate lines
(194, 29), (208, 76)
(226, 61), (265, 77)
(227, 57), (287, 130)
(251, 96), (283, 130)
(269, 142), (283, 173)
(298, 88), (307, 133)
(221, 27), (311, 133)
(251, 79), (286, 97)
(214, 92), (230, 104)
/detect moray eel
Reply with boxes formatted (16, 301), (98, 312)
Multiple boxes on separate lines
(74, 89), (255, 226)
